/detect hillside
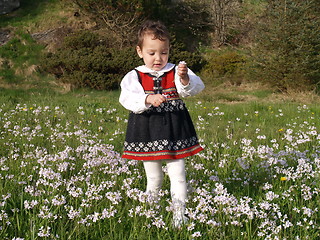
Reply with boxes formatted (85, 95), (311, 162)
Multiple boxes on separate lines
(0, 0), (319, 103)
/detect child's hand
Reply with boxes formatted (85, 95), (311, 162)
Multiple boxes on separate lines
(146, 94), (166, 107)
(177, 61), (189, 85)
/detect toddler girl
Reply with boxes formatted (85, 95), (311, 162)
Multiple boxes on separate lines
(119, 20), (204, 228)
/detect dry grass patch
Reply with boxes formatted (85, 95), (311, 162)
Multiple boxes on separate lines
(198, 81), (320, 104)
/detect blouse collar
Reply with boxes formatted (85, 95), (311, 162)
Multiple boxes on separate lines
(135, 63), (175, 75)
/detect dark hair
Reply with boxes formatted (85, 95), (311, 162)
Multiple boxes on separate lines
(137, 20), (170, 48)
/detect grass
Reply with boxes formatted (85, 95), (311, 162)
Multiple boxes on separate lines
(0, 88), (319, 239)
(0, 0), (66, 29)
(0, 31), (45, 85)
(239, 89), (274, 99)
(0, 0), (68, 89)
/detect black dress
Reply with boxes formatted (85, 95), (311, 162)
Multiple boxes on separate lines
(122, 68), (203, 160)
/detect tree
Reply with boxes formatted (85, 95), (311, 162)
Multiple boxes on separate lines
(210, 0), (238, 45)
(253, 0), (320, 91)
(203, 0), (242, 46)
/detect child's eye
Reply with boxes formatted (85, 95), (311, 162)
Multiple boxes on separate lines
(162, 52), (168, 55)
(148, 53), (155, 56)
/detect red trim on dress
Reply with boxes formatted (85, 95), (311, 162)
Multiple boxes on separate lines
(122, 144), (204, 161)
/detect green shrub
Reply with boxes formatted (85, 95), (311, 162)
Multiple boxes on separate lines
(63, 30), (102, 50)
(41, 31), (143, 90)
(203, 50), (246, 77)
(199, 50), (247, 86)
(41, 31), (206, 90)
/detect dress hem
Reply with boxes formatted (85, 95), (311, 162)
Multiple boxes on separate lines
(122, 144), (203, 161)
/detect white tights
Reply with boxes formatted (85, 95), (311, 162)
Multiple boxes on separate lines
(143, 159), (187, 204)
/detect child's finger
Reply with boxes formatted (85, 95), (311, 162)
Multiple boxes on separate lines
(178, 68), (187, 77)
(151, 94), (166, 106)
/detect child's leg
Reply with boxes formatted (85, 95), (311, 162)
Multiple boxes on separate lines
(166, 159), (187, 202)
(166, 159), (188, 227)
(143, 160), (164, 196)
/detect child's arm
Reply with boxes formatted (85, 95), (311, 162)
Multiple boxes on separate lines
(175, 62), (205, 97)
(119, 70), (152, 114)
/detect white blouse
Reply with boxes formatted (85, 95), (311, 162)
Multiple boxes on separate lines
(119, 63), (205, 114)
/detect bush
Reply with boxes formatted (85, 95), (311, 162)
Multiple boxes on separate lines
(62, 30), (101, 50)
(202, 50), (246, 81)
(41, 31), (206, 90)
(41, 31), (143, 90)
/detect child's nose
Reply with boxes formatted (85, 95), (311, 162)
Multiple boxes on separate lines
(155, 53), (161, 61)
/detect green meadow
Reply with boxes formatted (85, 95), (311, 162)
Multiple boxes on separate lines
(0, 88), (319, 239)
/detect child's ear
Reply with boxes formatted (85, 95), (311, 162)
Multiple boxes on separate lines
(136, 46), (143, 58)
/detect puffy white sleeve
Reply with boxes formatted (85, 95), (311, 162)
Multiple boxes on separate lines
(174, 67), (205, 97)
(119, 70), (151, 114)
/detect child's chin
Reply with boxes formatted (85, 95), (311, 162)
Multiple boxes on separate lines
(152, 65), (163, 70)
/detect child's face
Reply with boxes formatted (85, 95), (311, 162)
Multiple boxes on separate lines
(136, 34), (169, 71)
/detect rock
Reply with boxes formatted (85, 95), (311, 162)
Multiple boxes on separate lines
(0, 0), (20, 15)
(31, 26), (72, 51)
(0, 28), (11, 46)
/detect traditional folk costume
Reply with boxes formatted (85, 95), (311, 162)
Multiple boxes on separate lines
(119, 63), (204, 161)
(119, 62), (204, 228)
